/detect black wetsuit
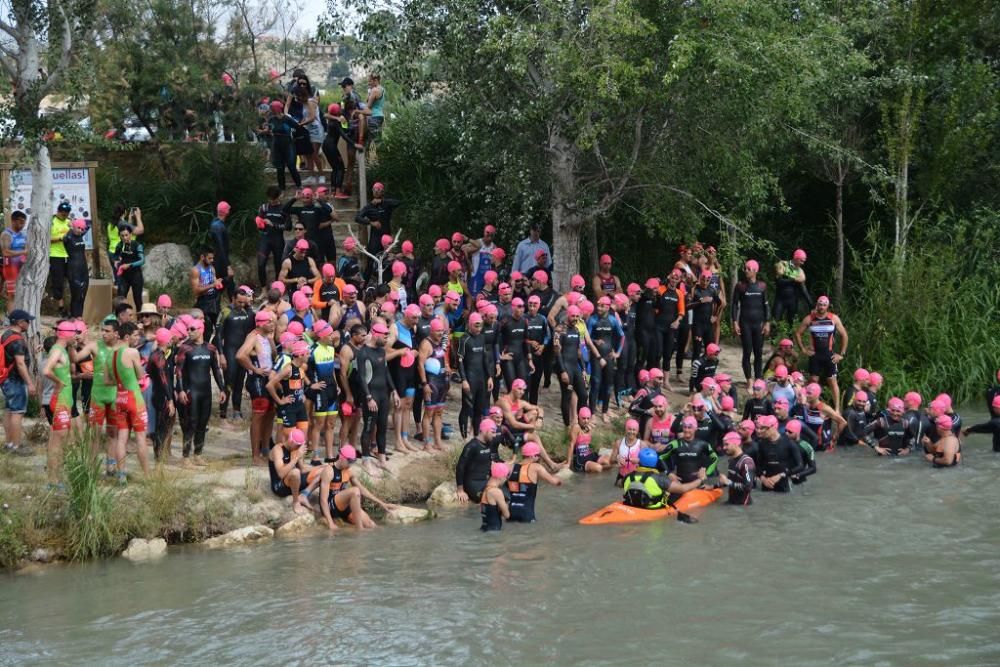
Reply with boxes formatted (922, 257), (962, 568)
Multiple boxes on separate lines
(660, 436), (717, 502)
(482, 318), (501, 402)
(530, 287), (558, 386)
(758, 434), (804, 493)
(742, 397), (774, 421)
(480, 497), (503, 532)
(355, 198), (402, 280)
(146, 346), (174, 457)
(216, 305), (255, 418)
(863, 413), (915, 454)
(257, 202), (289, 285)
(456, 437), (493, 502)
(725, 453), (756, 505)
(63, 232), (89, 317)
(636, 289), (659, 371)
(499, 314), (531, 389)
(688, 284), (719, 361)
(689, 353), (719, 394)
(617, 303), (638, 396)
(114, 239), (145, 309)
(176, 341), (225, 456)
(966, 415), (1000, 452)
(356, 344), (395, 457)
(658, 287), (685, 374)
(525, 312), (550, 405)
(587, 313), (622, 414)
(555, 324), (588, 426)
(628, 386), (661, 437)
(731, 280), (770, 380)
(458, 332), (491, 437)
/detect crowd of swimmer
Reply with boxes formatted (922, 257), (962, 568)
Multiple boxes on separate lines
(27, 189), (1000, 533)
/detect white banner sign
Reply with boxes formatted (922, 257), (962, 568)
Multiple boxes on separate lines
(8, 167), (94, 249)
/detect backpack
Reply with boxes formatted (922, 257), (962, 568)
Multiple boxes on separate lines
(0, 332), (23, 383)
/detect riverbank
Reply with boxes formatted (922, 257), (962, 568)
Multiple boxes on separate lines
(1, 345), (749, 572)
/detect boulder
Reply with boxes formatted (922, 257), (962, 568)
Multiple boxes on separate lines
(598, 448), (612, 459)
(144, 243), (193, 287)
(428, 481), (461, 507)
(275, 513), (317, 537)
(122, 537), (167, 562)
(203, 525), (274, 549)
(385, 506), (435, 525)
(554, 467), (575, 481)
(30, 548), (53, 563)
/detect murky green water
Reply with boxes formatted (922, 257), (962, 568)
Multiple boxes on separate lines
(2, 411), (999, 666)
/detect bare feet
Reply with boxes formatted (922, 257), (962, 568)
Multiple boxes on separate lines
(192, 455), (208, 467)
(252, 456), (267, 467)
(181, 457), (195, 469)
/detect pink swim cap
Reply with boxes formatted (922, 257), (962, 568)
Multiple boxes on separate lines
(887, 397), (905, 412)
(706, 343), (720, 356)
(287, 428), (306, 446)
(627, 282), (641, 295)
(904, 391), (922, 408)
(447, 261), (462, 274)
(566, 305), (581, 318)
(404, 304), (421, 318)
(805, 383), (822, 398)
(512, 378), (527, 391)
(644, 277), (660, 290)
(652, 395), (667, 408)
(739, 419), (756, 433)
(286, 321), (305, 336)
(468, 312), (483, 326)
(155, 327), (172, 346)
(344, 237), (357, 251)
(637, 370), (650, 383)
(649, 368), (664, 380)
(401, 240), (414, 254)
(279, 332), (297, 348)
(579, 300), (594, 316)
(853, 368), (870, 383)
(445, 290), (461, 303)
(484, 270), (498, 285)
(935, 415), (953, 430)
(157, 294), (172, 308)
(521, 442), (541, 458)
(271, 280), (286, 295)
(578, 407), (592, 420)
(392, 260), (406, 277)
(934, 393), (952, 410)
(853, 391), (868, 403)
(419, 294), (434, 307)
(774, 397), (789, 408)
(869, 372), (883, 388)
(255, 310), (275, 325)
(625, 419), (640, 431)
(723, 431), (742, 445)
(339, 444), (357, 460)
(785, 419), (802, 435)
(322, 263), (336, 278)
(290, 341), (309, 357)
(745, 259), (759, 272)
(793, 248), (807, 262)
(720, 396), (735, 411)
(775, 365), (789, 379)
(435, 239), (449, 253)
(992, 395), (1000, 410)
(292, 292), (310, 310)
(570, 274), (586, 289)
(430, 318), (445, 333)
(428, 284), (442, 298)
(753, 379), (767, 391)
(480, 419), (497, 435)
(681, 416), (698, 429)
(490, 462), (510, 479)
(216, 201), (231, 216)
(779, 339), (793, 348)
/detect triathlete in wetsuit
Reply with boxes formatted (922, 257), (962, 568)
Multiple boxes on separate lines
(456, 421), (497, 502)
(659, 417), (719, 495)
(499, 298), (531, 389)
(730, 260), (770, 383)
(657, 272), (686, 378)
(555, 307), (598, 426)
(113, 226), (145, 309)
(525, 295), (551, 405)
(176, 323), (226, 460)
(783, 420), (817, 483)
(963, 395), (1000, 452)
(586, 297), (624, 417)
(457, 314), (492, 439)
(689, 343), (720, 394)
(356, 324), (397, 464)
(256, 187), (290, 285)
(863, 397), (915, 455)
(688, 271), (720, 361)
(756, 416), (804, 492)
(216, 288), (255, 420)
(773, 250), (811, 326)
(616, 289), (639, 397)
(529, 276), (558, 388)
(146, 330), (175, 460)
(506, 442), (562, 523)
(719, 431), (755, 505)
(63, 219), (90, 317)
(636, 278), (660, 371)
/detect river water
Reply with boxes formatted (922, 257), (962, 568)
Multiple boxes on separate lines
(2, 411), (999, 666)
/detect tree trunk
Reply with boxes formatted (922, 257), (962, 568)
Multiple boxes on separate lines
(585, 217), (598, 277)
(834, 177), (844, 305)
(547, 125), (582, 293)
(15, 143), (53, 349)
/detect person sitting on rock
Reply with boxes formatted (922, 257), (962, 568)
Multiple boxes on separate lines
(315, 444), (397, 532)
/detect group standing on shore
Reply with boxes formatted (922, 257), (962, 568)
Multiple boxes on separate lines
(2, 183), (998, 533)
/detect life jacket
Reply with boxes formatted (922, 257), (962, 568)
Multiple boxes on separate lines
(623, 470), (666, 509)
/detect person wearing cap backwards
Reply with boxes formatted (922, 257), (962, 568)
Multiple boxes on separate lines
(42, 321), (79, 484)
(586, 294), (624, 422)
(795, 294), (849, 413)
(279, 238), (321, 292)
(238, 309), (278, 465)
(209, 201), (235, 301)
(355, 182), (402, 280)
(861, 396), (916, 456)
(718, 431), (756, 505)
(774, 248), (811, 327)
(456, 312), (491, 438)
(513, 222), (550, 275)
(591, 253), (622, 300)
(465, 224), (498, 296)
(506, 441), (562, 523)
(355, 321), (398, 473)
(47, 200), (75, 314)
(754, 415), (804, 492)
(731, 259), (771, 388)
(316, 443), (397, 531)
(688, 267), (721, 362)
(190, 247), (222, 342)
(963, 394), (1000, 453)
(61, 217), (91, 318)
(174, 319), (227, 468)
(689, 342), (721, 395)
(925, 415), (961, 468)
(215, 285), (256, 423)
(282, 216), (321, 263)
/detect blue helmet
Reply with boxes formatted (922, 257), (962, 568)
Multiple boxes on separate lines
(638, 448), (658, 469)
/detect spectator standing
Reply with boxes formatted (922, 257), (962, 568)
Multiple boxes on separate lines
(2, 309), (35, 454)
(364, 73), (386, 136)
(1, 211), (28, 313)
(513, 223), (551, 275)
(49, 200), (73, 315)
(113, 225), (145, 307)
(107, 205), (145, 291)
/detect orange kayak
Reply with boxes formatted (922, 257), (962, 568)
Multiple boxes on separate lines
(578, 488), (723, 526)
